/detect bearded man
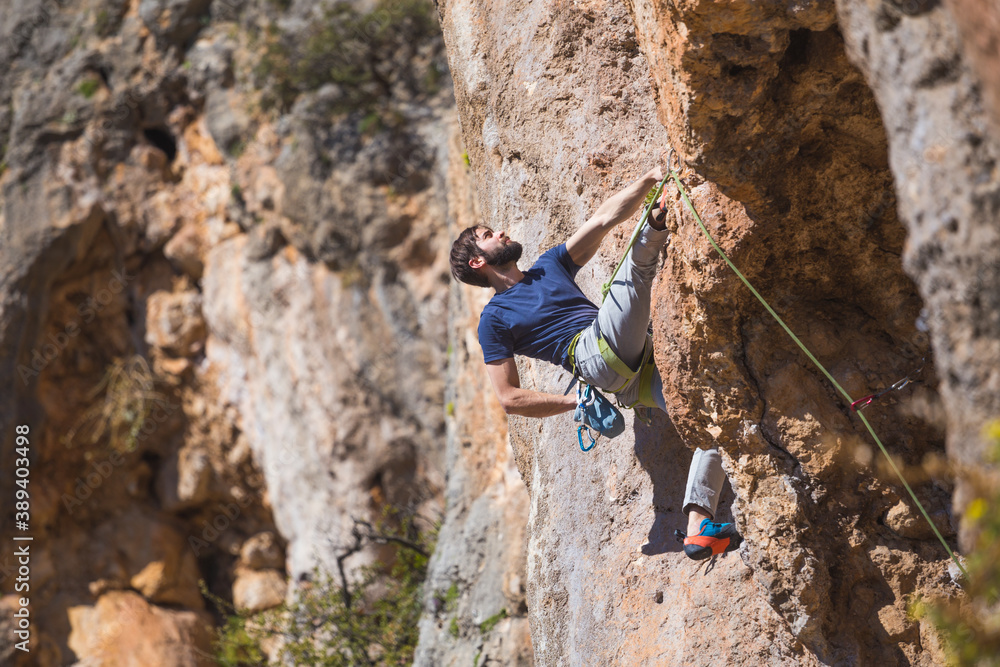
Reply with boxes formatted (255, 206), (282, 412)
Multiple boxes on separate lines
(449, 164), (742, 560)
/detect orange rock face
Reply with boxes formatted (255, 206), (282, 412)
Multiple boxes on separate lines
(67, 591), (214, 666)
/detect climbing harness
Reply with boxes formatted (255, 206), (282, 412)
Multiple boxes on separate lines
(662, 156), (968, 579)
(565, 329), (657, 451)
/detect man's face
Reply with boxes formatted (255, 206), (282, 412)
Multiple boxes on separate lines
(475, 228), (522, 266)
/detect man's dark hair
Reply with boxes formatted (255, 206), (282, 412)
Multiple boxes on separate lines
(450, 226), (491, 288)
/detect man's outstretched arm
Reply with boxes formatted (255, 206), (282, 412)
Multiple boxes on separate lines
(485, 358), (577, 417)
(565, 166), (663, 266)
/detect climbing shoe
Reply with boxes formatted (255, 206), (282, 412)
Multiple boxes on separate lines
(676, 519), (743, 561)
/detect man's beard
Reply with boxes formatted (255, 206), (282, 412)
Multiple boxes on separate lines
(483, 240), (523, 266)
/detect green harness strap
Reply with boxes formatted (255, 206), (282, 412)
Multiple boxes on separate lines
(666, 165), (968, 579)
(566, 330), (642, 394)
(597, 336), (639, 393)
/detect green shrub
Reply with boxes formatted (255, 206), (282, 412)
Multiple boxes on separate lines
(445, 583), (460, 607)
(423, 61), (444, 95)
(479, 608), (507, 634)
(77, 78), (100, 99)
(228, 139), (247, 158)
(912, 420), (1000, 664)
(94, 9), (116, 36)
(212, 512), (436, 665)
(253, 0), (441, 114)
(434, 581), (460, 613)
(202, 583), (267, 667)
(63, 355), (167, 453)
(359, 112), (384, 137)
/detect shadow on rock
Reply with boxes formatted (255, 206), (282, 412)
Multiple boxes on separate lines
(632, 409), (737, 556)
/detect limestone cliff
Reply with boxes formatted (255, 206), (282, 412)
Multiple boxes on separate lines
(429, 0), (998, 664)
(0, 0), (454, 663)
(0, 0), (996, 664)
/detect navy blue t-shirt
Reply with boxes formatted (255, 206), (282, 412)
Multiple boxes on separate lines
(478, 244), (599, 372)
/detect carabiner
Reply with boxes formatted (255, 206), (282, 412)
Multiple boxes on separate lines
(890, 377), (911, 391)
(666, 147), (681, 176)
(850, 394), (877, 412)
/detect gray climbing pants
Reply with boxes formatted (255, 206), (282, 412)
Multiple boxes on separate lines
(574, 221), (726, 517)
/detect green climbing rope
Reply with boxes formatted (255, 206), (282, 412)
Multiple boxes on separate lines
(665, 166), (969, 580)
(601, 173), (671, 303)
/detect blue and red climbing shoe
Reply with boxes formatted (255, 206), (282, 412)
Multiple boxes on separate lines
(675, 519), (743, 561)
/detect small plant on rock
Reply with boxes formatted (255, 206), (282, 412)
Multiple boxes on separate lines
(63, 355), (168, 453)
(911, 420), (1000, 664)
(212, 509), (437, 665)
(253, 0), (441, 115)
(76, 77), (100, 99)
(479, 608), (507, 634)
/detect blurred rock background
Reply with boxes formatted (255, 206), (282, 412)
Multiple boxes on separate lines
(0, 0), (462, 663)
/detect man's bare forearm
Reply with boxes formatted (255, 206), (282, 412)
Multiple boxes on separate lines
(500, 387), (577, 418)
(592, 168), (660, 230)
(566, 166), (666, 265)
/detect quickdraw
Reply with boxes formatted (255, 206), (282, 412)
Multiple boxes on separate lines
(577, 427), (597, 452)
(850, 365), (923, 411)
(576, 384), (598, 451)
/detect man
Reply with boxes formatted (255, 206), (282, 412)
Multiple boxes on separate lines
(449, 164), (742, 560)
